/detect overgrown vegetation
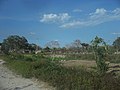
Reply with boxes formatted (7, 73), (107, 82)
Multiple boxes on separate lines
(0, 35), (120, 90)
(1, 54), (120, 90)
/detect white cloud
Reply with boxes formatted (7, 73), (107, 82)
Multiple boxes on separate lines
(29, 32), (36, 35)
(73, 9), (82, 12)
(94, 8), (106, 14)
(61, 8), (120, 28)
(112, 8), (120, 14)
(60, 21), (86, 28)
(40, 13), (71, 23)
(112, 32), (120, 35)
(89, 8), (107, 19)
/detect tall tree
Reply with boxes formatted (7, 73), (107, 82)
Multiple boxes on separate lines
(45, 40), (60, 49)
(1, 35), (28, 54)
(66, 39), (81, 49)
(73, 39), (81, 48)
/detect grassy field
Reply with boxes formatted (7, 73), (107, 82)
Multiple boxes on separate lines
(0, 54), (120, 90)
(46, 53), (120, 63)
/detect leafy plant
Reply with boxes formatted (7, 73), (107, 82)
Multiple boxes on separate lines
(91, 36), (109, 75)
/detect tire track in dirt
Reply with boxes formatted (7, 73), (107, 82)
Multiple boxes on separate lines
(0, 59), (55, 90)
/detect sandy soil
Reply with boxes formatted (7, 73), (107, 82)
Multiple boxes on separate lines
(0, 59), (55, 90)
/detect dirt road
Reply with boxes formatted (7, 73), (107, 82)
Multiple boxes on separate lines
(0, 59), (55, 90)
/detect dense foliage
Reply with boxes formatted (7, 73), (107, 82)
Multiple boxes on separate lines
(1, 35), (40, 54)
(1, 35), (28, 54)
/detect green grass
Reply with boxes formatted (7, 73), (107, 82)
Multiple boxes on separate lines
(2, 56), (33, 78)
(44, 53), (95, 61)
(0, 54), (120, 90)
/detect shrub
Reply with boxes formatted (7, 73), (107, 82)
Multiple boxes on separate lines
(91, 36), (109, 75)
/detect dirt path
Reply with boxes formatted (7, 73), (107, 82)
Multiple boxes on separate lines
(0, 59), (55, 90)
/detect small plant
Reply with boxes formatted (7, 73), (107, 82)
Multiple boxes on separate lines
(91, 36), (109, 75)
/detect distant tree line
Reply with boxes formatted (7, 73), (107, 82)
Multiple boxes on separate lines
(0, 35), (120, 54)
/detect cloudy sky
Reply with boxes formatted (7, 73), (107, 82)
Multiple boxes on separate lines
(0, 0), (120, 47)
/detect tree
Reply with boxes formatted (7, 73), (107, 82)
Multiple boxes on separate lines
(113, 37), (120, 52)
(65, 39), (81, 49)
(72, 39), (81, 48)
(43, 46), (51, 52)
(81, 43), (89, 52)
(1, 35), (28, 54)
(27, 43), (38, 53)
(45, 40), (60, 49)
(91, 36), (109, 75)
(81, 43), (89, 48)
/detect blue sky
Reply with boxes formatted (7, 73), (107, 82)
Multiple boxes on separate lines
(0, 0), (120, 47)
